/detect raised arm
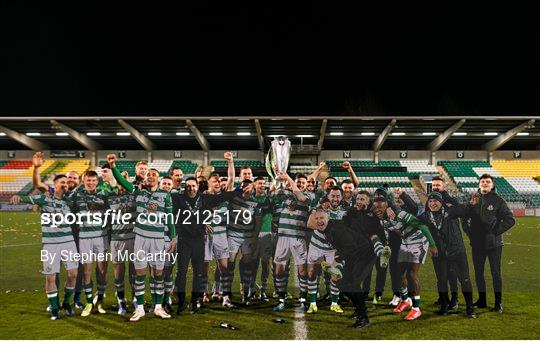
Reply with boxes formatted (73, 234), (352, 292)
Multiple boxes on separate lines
(307, 162), (327, 182)
(342, 161), (360, 187)
(32, 152), (49, 192)
(279, 172), (307, 203)
(224, 151), (235, 191)
(107, 154), (134, 193)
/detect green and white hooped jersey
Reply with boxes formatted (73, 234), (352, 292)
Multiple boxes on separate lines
(23, 194), (75, 245)
(108, 192), (136, 241)
(384, 210), (426, 245)
(67, 188), (109, 240)
(132, 188), (173, 240)
(276, 190), (316, 238)
(227, 195), (259, 239)
(310, 206), (347, 251)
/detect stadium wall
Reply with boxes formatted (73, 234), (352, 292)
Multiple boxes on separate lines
(1, 150), (539, 162)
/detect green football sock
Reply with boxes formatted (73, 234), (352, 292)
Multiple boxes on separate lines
(47, 290), (59, 310)
(63, 287), (74, 304)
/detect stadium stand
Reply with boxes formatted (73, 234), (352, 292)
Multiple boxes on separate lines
(1, 158), (539, 208)
(491, 160), (540, 178)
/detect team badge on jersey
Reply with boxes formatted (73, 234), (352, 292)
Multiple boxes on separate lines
(147, 202), (158, 212)
(487, 204), (494, 211)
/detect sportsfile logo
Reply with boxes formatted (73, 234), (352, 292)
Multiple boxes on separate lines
(40, 208), (253, 227)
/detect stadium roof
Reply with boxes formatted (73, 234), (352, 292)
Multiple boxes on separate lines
(0, 116), (537, 151)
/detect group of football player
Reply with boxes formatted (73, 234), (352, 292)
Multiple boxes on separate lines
(11, 151), (515, 328)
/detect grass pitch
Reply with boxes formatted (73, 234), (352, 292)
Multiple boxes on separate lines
(1, 212), (539, 339)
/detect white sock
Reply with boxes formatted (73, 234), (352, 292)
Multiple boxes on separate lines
(155, 303), (162, 309)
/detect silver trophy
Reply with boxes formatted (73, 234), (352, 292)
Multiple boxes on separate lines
(266, 136), (291, 189)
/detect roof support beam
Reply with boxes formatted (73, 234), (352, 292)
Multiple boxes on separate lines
(50, 120), (102, 151)
(254, 119), (265, 151)
(317, 119), (328, 150)
(186, 119), (210, 152)
(372, 119), (396, 152)
(427, 119), (466, 151)
(483, 119), (536, 152)
(1, 115), (538, 121)
(117, 120), (156, 151)
(0, 125), (49, 150)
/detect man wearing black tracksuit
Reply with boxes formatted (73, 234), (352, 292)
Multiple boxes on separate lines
(171, 177), (240, 313)
(464, 174), (515, 313)
(308, 206), (383, 329)
(419, 191), (476, 318)
(431, 176), (461, 309)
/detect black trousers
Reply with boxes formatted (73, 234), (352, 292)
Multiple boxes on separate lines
(361, 257), (387, 296)
(471, 246), (502, 298)
(340, 257), (375, 318)
(388, 235), (402, 294)
(432, 253), (473, 307)
(175, 236), (205, 305)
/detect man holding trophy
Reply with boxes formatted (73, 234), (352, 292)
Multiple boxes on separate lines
(266, 136), (315, 312)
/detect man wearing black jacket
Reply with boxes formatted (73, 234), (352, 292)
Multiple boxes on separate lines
(171, 177), (240, 313)
(465, 174), (515, 313)
(307, 206), (384, 329)
(431, 176), (460, 310)
(419, 191), (476, 318)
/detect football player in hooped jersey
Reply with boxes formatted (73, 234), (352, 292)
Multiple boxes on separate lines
(306, 187), (347, 314)
(11, 175), (79, 320)
(372, 188), (438, 321)
(108, 154), (177, 322)
(272, 172), (316, 312)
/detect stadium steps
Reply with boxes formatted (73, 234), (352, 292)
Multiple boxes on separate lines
(410, 179), (427, 204)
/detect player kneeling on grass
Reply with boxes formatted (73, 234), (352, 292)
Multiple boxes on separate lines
(307, 208), (388, 329)
(11, 175), (79, 320)
(372, 188), (437, 321)
(108, 154), (177, 321)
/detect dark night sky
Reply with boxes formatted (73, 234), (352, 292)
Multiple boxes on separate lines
(2, 3), (540, 116)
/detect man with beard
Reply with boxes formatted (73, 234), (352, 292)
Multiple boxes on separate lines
(372, 188), (438, 320)
(306, 205), (386, 329)
(418, 191), (477, 318)
(430, 176), (460, 310)
(272, 173), (315, 312)
(108, 154), (177, 321)
(340, 179), (357, 208)
(357, 190), (389, 304)
(250, 177), (274, 302)
(306, 187), (347, 314)
(107, 169), (137, 315)
(226, 178), (262, 306)
(171, 160), (243, 314)
(205, 172), (236, 308)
